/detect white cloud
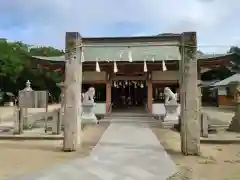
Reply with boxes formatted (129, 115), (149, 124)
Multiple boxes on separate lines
(0, 0), (240, 53)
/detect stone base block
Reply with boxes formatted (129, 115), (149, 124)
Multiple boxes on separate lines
(164, 113), (179, 122)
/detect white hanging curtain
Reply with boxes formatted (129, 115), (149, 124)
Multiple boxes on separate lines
(80, 49), (85, 62)
(96, 58), (101, 72)
(128, 51), (133, 62)
(144, 60), (148, 72)
(114, 61), (118, 73)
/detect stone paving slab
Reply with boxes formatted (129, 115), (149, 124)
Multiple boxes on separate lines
(11, 122), (176, 180)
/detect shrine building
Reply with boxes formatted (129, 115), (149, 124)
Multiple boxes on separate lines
(29, 32), (240, 116)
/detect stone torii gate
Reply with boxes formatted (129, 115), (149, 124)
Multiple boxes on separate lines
(63, 32), (200, 155)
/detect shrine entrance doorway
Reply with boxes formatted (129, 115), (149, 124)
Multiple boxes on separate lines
(112, 80), (147, 111)
(111, 73), (147, 112)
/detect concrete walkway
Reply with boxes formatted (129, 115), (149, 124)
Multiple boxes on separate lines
(13, 122), (176, 180)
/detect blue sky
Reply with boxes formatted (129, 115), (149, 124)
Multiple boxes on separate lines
(1, 0), (240, 53)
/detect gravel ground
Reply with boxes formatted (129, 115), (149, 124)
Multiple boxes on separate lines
(152, 128), (240, 180)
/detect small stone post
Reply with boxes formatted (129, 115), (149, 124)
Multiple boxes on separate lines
(52, 108), (61, 134)
(57, 82), (65, 130)
(63, 32), (83, 151)
(13, 107), (23, 134)
(180, 32), (200, 155)
(228, 81), (240, 132)
(201, 113), (208, 137)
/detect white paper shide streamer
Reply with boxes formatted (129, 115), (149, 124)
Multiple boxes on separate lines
(119, 51), (123, 59)
(80, 50), (85, 62)
(96, 58), (101, 72)
(144, 61), (148, 72)
(162, 59), (167, 71)
(152, 56), (155, 62)
(162, 55), (167, 71)
(128, 51), (133, 62)
(114, 61), (118, 73)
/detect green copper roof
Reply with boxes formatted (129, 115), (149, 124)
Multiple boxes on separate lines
(32, 55), (65, 62)
(82, 41), (181, 62)
(197, 53), (235, 60)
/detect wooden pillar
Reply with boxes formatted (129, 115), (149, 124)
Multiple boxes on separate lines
(106, 81), (112, 114)
(147, 80), (153, 113)
(63, 32), (82, 151)
(180, 32), (200, 155)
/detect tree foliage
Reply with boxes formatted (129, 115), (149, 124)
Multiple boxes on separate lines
(0, 40), (64, 102)
(29, 46), (64, 56)
(0, 40), (28, 82)
(228, 46), (240, 55)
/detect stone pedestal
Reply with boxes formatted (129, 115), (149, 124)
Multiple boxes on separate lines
(164, 103), (180, 122)
(82, 103), (98, 128)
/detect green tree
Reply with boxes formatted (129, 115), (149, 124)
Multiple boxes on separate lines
(0, 40), (31, 94)
(28, 46), (64, 102)
(0, 40), (29, 82)
(228, 46), (240, 54)
(0, 40), (64, 102)
(29, 46), (64, 56)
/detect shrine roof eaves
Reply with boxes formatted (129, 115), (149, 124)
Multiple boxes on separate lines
(32, 55), (65, 62)
(197, 52), (236, 60)
(212, 73), (240, 87)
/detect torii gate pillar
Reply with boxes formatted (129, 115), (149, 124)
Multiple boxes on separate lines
(63, 32), (82, 151)
(180, 32), (201, 155)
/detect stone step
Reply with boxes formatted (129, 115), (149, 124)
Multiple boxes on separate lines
(100, 118), (161, 124)
(104, 116), (153, 120)
(107, 113), (151, 118)
(99, 120), (161, 128)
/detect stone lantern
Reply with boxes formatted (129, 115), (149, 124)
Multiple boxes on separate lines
(227, 81), (240, 132)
